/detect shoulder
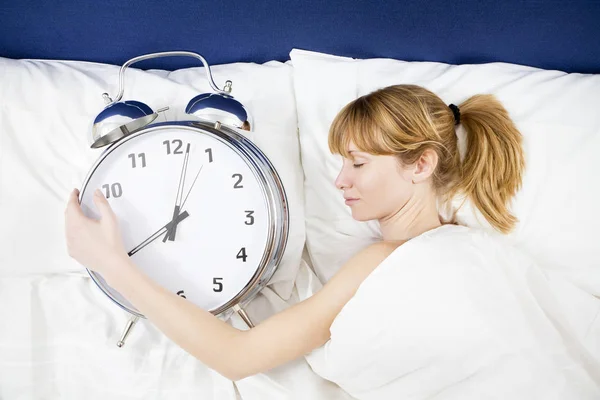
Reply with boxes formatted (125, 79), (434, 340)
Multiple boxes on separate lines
(329, 240), (403, 287)
(359, 240), (403, 258)
(312, 240), (404, 328)
(343, 240), (403, 271)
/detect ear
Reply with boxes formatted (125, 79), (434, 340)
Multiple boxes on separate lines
(411, 148), (438, 184)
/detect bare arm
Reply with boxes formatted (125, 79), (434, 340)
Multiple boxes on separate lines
(104, 241), (400, 381)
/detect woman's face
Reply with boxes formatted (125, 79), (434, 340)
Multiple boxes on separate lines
(334, 143), (415, 221)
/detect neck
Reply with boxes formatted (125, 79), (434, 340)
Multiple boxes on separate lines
(378, 187), (442, 242)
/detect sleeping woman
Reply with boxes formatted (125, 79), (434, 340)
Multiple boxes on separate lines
(64, 85), (600, 398)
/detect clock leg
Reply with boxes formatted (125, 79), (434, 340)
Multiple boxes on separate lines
(232, 304), (254, 329)
(116, 315), (139, 347)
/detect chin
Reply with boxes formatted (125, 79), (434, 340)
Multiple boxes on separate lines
(350, 208), (378, 222)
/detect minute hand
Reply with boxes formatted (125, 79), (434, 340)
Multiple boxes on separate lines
(128, 211), (190, 256)
(165, 143), (191, 241)
(162, 163), (203, 243)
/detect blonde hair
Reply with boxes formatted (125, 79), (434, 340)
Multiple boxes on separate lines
(328, 84), (525, 234)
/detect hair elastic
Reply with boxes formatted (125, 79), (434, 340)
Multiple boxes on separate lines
(449, 104), (461, 125)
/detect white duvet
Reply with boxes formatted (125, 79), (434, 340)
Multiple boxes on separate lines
(304, 224), (600, 399)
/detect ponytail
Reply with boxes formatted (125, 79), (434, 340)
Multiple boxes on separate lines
(449, 94), (525, 234)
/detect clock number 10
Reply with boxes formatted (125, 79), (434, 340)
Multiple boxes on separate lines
(101, 183), (122, 198)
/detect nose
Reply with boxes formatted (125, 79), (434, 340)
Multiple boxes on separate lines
(335, 167), (351, 190)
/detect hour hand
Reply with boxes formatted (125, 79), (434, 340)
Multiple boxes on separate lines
(164, 205), (181, 242)
(163, 162), (204, 243)
(165, 143), (191, 242)
(128, 211), (190, 257)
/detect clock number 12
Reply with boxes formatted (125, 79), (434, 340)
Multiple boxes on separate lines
(163, 139), (185, 155)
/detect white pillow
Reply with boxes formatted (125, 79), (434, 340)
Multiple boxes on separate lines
(0, 57), (304, 299)
(290, 48), (600, 297)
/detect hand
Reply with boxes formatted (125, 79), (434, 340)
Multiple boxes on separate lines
(128, 210), (190, 256)
(162, 163), (204, 243)
(65, 188), (129, 277)
(164, 143), (191, 241)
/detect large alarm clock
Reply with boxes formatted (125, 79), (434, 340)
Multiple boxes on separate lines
(79, 51), (289, 347)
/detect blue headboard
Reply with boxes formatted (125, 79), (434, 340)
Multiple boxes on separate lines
(1, 0), (599, 74)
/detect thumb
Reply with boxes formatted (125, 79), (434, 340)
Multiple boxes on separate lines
(93, 189), (117, 221)
(66, 188), (84, 217)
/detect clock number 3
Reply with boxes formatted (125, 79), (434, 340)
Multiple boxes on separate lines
(245, 211), (254, 225)
(101, 183), (123, 198)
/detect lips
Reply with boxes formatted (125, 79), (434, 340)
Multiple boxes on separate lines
(344, 198), (360, 205)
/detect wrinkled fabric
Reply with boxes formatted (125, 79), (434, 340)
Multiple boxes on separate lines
(0, 263), (353, 400)
(304, 224), (600, 400)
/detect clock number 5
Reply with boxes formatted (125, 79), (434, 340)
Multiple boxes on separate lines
(213, 278), (223, 292)
(101, 183), (123, 198)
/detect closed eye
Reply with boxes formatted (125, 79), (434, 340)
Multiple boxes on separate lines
(353, 163), (364, 168)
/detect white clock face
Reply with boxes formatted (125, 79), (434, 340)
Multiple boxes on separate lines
(80, 126), (270, 313)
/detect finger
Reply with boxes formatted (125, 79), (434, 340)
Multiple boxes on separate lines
(65, 188), (84, 217)
(92, 189), (117, 220)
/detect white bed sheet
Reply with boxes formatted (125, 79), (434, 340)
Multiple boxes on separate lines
(0, 260), (353, 400)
